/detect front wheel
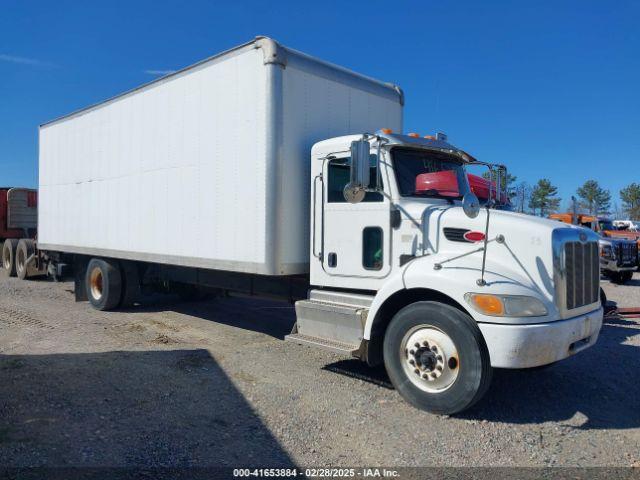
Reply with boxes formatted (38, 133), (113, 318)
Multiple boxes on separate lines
(383, 301), (492, 415)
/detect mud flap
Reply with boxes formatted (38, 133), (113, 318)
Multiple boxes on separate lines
(74, 258), (88, 302)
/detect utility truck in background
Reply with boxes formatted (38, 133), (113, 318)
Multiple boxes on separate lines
(10, 37), (603, 414)
(550, 213), (639, 283)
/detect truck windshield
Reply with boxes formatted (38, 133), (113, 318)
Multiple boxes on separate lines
(599, 220), (615, 231)
(392, 148), (469, 199)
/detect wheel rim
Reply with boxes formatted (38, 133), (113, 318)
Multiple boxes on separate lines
(89, 267), (104, 300)
(400, 325), (460, 393)
(2, 249), (9, 270)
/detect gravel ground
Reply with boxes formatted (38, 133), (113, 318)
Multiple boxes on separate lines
(0, 270), (639, 468)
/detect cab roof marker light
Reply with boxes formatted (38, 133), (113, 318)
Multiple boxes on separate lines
(408, 132), (420, 138)
(380, 128), (393, 134)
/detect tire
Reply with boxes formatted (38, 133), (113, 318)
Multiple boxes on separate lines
(600, 287), (608, 310)
(85, 258), (122, 311)
(2, 239), (18, 277)
(622, 271), (633, 284)
(609, 272), (622, 284)
(16, 239), (35, 280)
(119, 261), (141, 308)
(383, 301), (492, 415)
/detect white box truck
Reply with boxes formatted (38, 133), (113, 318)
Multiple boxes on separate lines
(10, 37), (603, 414)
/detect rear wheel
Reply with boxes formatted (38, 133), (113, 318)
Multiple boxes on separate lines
(2, 239), (18, 277)
(16, 239), (35, 280)
(85, 258), (122, 311)
(383, 301), (492, 415)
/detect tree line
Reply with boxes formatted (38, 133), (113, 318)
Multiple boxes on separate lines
(483, 171), (640, 220)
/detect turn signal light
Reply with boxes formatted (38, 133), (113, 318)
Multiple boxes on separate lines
(380, 128), (393, 134)
(408, 132), (420, 138)
(467, 294), (504, 315)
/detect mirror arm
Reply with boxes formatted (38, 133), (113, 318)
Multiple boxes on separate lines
(361, 133), (386, 193)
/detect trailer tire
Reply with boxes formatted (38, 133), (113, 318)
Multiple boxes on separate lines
(85, 258), (122, 311)
(119, 261), (141, 308)
(16, 239), (35, 280)
(2, 239), (18, 277)
(383, 301), (492, 415)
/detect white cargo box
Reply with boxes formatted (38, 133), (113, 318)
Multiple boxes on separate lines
(38, 37), (403, 275)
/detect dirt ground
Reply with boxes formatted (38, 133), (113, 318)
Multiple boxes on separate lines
(0, 270), (639, 468)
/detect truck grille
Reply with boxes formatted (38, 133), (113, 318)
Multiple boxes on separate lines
(617, 242), (638, 267)
(564, 241), (599, 310)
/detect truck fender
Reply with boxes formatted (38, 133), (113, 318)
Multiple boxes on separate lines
(363, 254), (551, 366)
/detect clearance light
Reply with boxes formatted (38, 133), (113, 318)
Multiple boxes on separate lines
(424, 135), (436, 140)
(463, 231), (486, 243)
(408, 132), (420, 138)
(380, 128), (393, 134)
(464, 293), (548, 317)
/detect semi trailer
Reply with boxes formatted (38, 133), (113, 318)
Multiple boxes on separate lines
(14, 37), (603, 414)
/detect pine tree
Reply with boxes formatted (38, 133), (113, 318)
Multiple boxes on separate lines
(620, 183), (640, 220)
(576, 180), (611, 215)
(529, 179), (561, 216)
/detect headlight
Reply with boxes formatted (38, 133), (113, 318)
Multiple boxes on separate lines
(600, 244), (614, 260)
(464, 293), (548, 317)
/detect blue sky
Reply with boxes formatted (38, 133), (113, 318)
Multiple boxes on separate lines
(1, 0), (638, 210)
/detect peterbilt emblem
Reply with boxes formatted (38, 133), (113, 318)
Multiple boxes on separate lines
(579, 232), (587, 242)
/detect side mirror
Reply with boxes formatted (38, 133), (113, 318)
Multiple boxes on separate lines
(343, 139), (370, 203)
(462, 192), (480, 219)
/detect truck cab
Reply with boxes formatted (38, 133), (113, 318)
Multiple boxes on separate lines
(288, 130), (604, 414)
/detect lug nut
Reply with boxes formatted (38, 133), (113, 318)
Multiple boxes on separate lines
(409, 359), (415, 366)
(431, 346), (438, 352)
(422, 373), (429, 379)
(437, 355), (442, 361)
(409, 349), (415, 355)
(414, 343), (420, 348)
(414, 369), (420, 375)
(423, 341), (429, 347)
(436, 365), (443, 371)
(430, 372), (437, 378)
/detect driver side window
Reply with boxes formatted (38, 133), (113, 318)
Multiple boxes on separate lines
(327, 155), (383, 203)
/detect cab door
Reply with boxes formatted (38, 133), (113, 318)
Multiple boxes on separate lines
(321, 154), (391, 279)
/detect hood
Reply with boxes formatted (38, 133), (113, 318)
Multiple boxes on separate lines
(602, 230), (640, 242)
(395, 199), (590, 302)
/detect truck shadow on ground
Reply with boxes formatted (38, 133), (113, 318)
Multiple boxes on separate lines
(0, 349), (294, 467)
(122, 295), (297, 341)
(325, 317), (640, 430)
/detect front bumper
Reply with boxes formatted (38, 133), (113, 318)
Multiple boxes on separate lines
(600, 259), (636, 272)
(478, 307), (603, 368)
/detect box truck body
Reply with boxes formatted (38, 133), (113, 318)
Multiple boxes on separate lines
(38, 38), (403, 275)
